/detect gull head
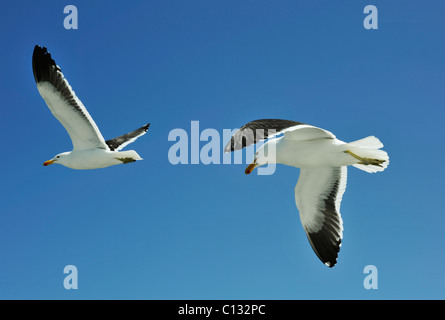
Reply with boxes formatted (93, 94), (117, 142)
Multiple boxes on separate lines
(43, 152), (69, 167)
(245, 141), (278, 175)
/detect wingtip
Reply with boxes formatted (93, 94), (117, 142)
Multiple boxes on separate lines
(32, 45), (45, 83)
(32, 45), (49, 60)
(32, 45), (60, 83)
(223, 139), (234, 153)
(33, 44), (44, 52)
(324, 260), (337, 268)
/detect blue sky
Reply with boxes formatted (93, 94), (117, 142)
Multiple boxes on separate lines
(0, 0), (444, 299)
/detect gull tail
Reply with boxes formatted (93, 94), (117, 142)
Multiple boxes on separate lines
(114, 150), (143, 165)
(346, 136), (389, 173)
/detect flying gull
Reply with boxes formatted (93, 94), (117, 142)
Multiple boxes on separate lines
(32, 45), (149, 169)
(224, 119), (389, 267)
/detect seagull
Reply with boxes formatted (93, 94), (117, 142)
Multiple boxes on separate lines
(32, 45), (149, 170)
(224, 119), (389, 267)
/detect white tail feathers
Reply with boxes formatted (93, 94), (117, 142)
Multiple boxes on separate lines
(347, 136), (389, 173)
(348, 136), (383, 149)
(118, 150), (143, 161)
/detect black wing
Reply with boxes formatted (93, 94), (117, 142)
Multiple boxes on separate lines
(223, 119), (304, 153)
(295, 166), (347, 268)
(33, 45), (108, 150)
(106, 123), (150, 151)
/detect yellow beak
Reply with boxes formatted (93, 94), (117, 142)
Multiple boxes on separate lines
(245, 162), (257, 175)
(43, 159), (55, 166)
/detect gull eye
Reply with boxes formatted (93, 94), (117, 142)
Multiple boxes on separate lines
(56, 156), (60, 158)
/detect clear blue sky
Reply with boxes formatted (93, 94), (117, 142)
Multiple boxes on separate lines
(0, 0), (444, 299)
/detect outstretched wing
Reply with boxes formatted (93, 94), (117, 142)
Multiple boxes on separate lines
(283, 124), (336, 141)
(295, 166), (347, 267)
(223, 119), (304, 153)
(32, 45), (108, 151)
(106, 123), (150, 151)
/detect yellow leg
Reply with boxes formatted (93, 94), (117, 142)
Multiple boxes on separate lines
(115, 157), (136, 164)
(345, 150), (385, 167)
